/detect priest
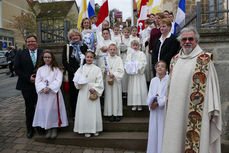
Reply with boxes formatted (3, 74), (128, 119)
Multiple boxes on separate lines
(161, 27), (222, 153)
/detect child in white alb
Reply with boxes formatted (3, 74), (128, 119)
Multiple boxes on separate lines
(112, 24), (122, 56)
(96, 28), (114, 68)
(33, 50), (68, 139)
(102, 44), (124, 122)
(73, 51), (104, 137)
(119, 27), (131, 95)
(146, 60), (168, 153)
(130, 26), (140, 44)
(125, 40), (148, 111)
(141, 19), (153, 83)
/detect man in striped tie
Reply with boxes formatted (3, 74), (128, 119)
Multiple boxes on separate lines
(14, 35), (43, 138)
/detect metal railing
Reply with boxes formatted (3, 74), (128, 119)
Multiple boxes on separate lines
(38, 20), (77, 43)
(177, 1), (229, 34)
(196, 1), (229, 29)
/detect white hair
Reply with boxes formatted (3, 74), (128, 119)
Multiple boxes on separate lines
(177, 26), (200, 42)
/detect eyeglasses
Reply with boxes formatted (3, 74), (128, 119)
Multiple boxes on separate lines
(43, 56), (52, 59)
(155, 65), (166, 69)
(181, 37), (194, 42)
(26, 41), (37, 43)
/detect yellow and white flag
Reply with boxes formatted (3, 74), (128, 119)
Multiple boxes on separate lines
(137, 0), (142, 10)
(77, 0), (88, 31)
(148, 0), (162, 14)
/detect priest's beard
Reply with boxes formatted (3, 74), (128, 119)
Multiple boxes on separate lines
(182, 43), (193, 55)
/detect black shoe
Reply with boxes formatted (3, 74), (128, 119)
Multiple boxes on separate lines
(10, 74), (14, 77)
(108, 116), (114, 122)
(115, 116), (121, 122)
(26, 130), (34, 139)
(122, 93), (127, 99)
(37, 127), (45, 135)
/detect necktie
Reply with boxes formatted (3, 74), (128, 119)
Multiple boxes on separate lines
(31, 51), (36, 67)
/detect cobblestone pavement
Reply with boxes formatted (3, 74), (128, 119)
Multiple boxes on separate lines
(0, 94), (144, 153)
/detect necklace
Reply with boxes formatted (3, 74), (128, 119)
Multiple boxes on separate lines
(108, 56), (116, 71)
(83, 64), (93, 78)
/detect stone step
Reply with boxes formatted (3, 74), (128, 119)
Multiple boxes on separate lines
(64, 117), (149, 132)
(34, 131), (148, 151)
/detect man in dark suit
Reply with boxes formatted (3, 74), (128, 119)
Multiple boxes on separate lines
(14, 35), (43, 138)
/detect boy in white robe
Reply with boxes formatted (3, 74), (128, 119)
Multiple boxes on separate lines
(33, 50), (68, 139)
(96, 20), (114, 44)
(119, 27), (131, 95)
(125, 40), (148, 111)
(102, 44), (124, 122)
(96, 28), (114, 68)
(111, 24), (122, 56)
(141, 19), (153, 83)
(73, 51), (104, 137)
(146, 61), (168, 153)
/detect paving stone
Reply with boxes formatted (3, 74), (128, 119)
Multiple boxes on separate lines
(31, 146), (45, 152)
(43, 147), (56, 152)
(103, 148), (114, 151)
(83, 149), (95, 153)
(16, 150), (28, 153)
(115, 151), (124, 153)
(103, 151), (115, 153)
(71, 149), (84, 153)
(13, 144), (26, 150)
(14, 138), (30, 144)
(123, 151), (135, 153)
(94, 150), (103, 153)
(0, 149), (17, 153)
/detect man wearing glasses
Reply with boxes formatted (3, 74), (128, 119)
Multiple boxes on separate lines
(161, 27), (222, 153)
(14, 35), (43, 138)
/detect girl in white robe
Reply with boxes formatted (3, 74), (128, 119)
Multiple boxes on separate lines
(125, 40), (148, 111)
(96, 28), (114, 68)
(130, 26), (140, 44)
(102, 44), (124, 122)
(33, 50), (68, 139)
(146, 61), (168, 153)
(73, 51), (104, 137)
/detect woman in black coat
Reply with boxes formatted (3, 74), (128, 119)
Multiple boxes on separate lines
(62, 29), (88, 119)
(152, 18), (180, 76)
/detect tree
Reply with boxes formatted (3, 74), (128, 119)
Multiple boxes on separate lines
(10, 13), (38, 41)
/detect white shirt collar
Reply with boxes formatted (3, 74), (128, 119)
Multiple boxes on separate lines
(159, 32), (172, 43)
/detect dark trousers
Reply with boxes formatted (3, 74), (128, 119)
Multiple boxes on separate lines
(9, 62), (14, 76)
(21, 89), (37, 132)
(69, 74), (79, 118)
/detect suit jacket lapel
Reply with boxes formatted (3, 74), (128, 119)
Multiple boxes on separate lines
(25, 49), (34, 66)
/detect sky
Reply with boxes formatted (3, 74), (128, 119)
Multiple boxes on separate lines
(75, 0), (133, 21)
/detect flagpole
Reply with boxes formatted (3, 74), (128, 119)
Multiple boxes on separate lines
(131, 0), (134, 26)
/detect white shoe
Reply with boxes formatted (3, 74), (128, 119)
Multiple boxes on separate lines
(132, 106), (137, 111)
(138, 106), (142, 111)
(85, 133), (91, 137)
(94, 132), (99, 136)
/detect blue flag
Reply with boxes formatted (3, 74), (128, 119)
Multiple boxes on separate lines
(87, 0), (95, 18)
(174, 0), (185, 34)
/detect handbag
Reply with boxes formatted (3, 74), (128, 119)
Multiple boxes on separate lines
(108, 77), (114, 85)
(63, 44), (70, 93)
(89, 92), (98, 101)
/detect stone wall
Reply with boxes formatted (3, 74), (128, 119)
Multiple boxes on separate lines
(198, 28), (229, 141)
